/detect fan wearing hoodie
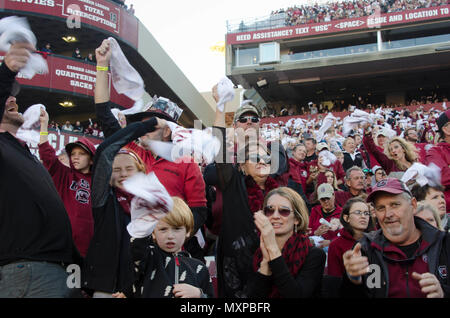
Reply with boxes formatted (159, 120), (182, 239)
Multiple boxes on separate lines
(38, 109), (96, 257)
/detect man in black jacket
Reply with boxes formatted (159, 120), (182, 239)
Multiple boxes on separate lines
(342, 178), (450, 298)
(0, 43), (77, 297)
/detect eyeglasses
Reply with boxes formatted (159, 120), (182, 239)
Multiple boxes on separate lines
(263, 205), (292, 217)
(238, 116), (259, 124)
(246, 154), (271, 164)
(349, 210), (371, 217)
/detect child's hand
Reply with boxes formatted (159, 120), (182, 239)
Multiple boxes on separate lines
(173, 284), (202, 298)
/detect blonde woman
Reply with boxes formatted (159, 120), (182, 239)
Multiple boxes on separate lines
(249, 187), (326, 298)
(362, 123), (418, 175)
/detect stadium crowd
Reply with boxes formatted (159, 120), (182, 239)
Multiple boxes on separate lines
(270, 0), (448, 27)
(0, 37), (450, 300)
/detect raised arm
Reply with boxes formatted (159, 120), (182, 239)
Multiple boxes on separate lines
(91, 117), (162, 209)
(38, 107), (64, 173)
(362, 127), (394, 174)
(94, 39), (121, 138)
(0, 43), (35, 124)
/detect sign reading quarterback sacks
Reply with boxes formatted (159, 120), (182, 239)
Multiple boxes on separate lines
(227, 5), (450, 45)
(0, 54), (134, 109)
(2, 0), (138, 48)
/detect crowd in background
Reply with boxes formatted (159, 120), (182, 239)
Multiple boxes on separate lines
(271, 0), (448, 26)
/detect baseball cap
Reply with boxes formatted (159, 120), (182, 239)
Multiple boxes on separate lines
(376, 129), (386, 138)
(366, 178), (412, 203)
(317, 183), (335, 200)
(316, 142), (328, 152)
(436, 109), (450, 133)
(233, 104), (260, 122)
(65, 137), (96, 158)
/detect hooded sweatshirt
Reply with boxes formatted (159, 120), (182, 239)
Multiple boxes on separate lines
(38, 138), (96, 256)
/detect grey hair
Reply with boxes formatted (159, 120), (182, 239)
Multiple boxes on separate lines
(345, 166), (363, 180)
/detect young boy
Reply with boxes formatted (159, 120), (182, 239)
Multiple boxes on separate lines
(38, 108), (96, 257)
(116, 197), (214, 298)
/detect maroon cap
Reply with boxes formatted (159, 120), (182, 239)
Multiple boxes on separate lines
(65, 137), (96, 158)
(366, 178), (412, 203)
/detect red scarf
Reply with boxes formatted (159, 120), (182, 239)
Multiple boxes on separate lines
(245, 175), (279, 213)
(253, 232), (311, 298)
(115, 188), (134, 215)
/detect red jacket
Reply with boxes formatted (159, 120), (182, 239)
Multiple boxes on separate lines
(288, 158), (307, 193)
(309, 205), (343, 241)
(327, 229), (356, 277)
(38, 141), (94, 257)
(126, 142), (207, 207)
(425, 142), (450, 213)
(363, 132), (402, 174)
(308, 158), (345, 184)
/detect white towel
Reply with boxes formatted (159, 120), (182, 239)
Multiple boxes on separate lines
(316, 113), (336, 141)
(16, 104), (45, 144)
(108, 37), (145, 103)
(401, 162), (441, 187)
(146, 122), (221, 165)
(319, 150), (337, 167)
(124, 172), (173, 238)
(216, 77), (235, 112)
(0, 16), (48, 79)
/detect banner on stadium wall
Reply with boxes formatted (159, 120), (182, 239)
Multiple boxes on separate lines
(0, 53), (134, 108)
(227, 5), (450, 45)
(27, 129), (103, 160)
(1, 0), (138, 48)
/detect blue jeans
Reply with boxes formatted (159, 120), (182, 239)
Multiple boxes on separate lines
(0, 261), (71, 298)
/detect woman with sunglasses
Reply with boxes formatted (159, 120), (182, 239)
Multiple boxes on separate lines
(248, 187), (326, 298)
(327, 197), (374, 277)
(210, 92), (284, 298)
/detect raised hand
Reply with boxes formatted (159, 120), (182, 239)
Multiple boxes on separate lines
(4, 42), (35, 73)
(95, 39), (112, 67)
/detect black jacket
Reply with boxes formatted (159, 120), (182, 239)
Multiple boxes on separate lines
(125, 236), (214, 298)
(341, 217), (450, 298)
(0, 63), (75, 266)
(343, 151), (364, 171)
(247, 248), (325, 298)
(82, 118), (157, 293)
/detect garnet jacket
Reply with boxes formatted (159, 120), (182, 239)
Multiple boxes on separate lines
(38, 141), (94, 257)
(309, 205), (343, 241)
(125, 236), (214, 298)
(341, 217), (450, 298)
(327, 229), (356, 277)
(425, 142), (450, 213)
(363, 132), (401, 175)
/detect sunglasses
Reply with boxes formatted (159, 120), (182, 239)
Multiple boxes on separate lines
(363, 169), (373, 174)
(263, 205), (292, 217)
(246, 154), (271, 164)
(238, 116), (259, 124)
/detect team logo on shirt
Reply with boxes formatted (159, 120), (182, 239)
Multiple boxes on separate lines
(70, 179), (91, 204)
(438, 265), (448, 279)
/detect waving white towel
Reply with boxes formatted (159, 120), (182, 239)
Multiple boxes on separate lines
(146, 122), (221, 165)
(124, 172), (173, 238)
(0, 16), (48, 79)
(108, 37), (145, 102)
(316, 113), (336, 141)
(16, 104), (45, 144)
(319, 150), (337, 167)
(401, 163), (441, 187)
(216, 77), (235, 112)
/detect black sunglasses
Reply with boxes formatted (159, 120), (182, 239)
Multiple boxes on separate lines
(263, 205), (292, 217)
(246, 154), (271, 164)
(238, 116), (259, 124)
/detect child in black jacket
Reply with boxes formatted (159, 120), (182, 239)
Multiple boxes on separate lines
(116, 197), (214, 298)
